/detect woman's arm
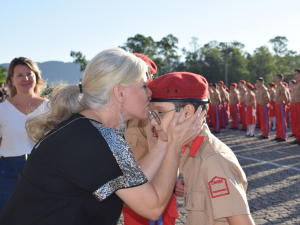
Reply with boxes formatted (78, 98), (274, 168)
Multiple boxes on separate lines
(116, 107), (205, 220)
(226, 214), (255, 225)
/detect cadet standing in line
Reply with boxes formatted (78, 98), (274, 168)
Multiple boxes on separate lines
(229, 83), (240, 130)
(207, 83), (214, 127)
(224, 85), (230, 125)
(245, 83), (256, 137)
(290, 69), (300, 145)
(148, 72), (255, 225)
(273, 74), (288, 142)
(123, 53), (179, 225)
(268, 82), (276, 131)
(255, 85), (261, 129)
(238, 80), (247, 131)
(210, 83), (221, 133)
(256, 77), (270, 139)
(288, 80), (297, 138)
(217, 81), (227, 128)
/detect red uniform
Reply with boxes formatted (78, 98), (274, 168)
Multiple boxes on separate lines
(269, 100), (276, 117)
(275, 83), (288, 140)
(229, 104), (240, 128)
(239, 103), (247, 130)
(246, 106), (256, 125)
(290, 104), (297, 136)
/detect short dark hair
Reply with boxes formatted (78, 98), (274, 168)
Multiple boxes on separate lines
(172, 101), (208, 123)
(294, 69), (300, 74)
(211, 83), (217, 88)
(276, 74), (284, 80)
(257, 77), (264, 82)
(290, 80), (296, 84)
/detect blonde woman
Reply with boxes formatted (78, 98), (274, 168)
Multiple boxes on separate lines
(0, 49), (205, 225)
(0, 57), (49, 212)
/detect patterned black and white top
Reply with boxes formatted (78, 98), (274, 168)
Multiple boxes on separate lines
(0, 113), (148, 225)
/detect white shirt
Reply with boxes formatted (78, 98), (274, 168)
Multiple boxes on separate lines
(0, 100), (50, 157)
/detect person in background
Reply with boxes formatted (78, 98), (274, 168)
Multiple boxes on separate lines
(254, 85), (261, 129)
(207, 83), (214, 127)
(245, 83), (256, 137)
(229, 83), (240, 130)
(290, 69), (300, 145)
(256, 77), (270, 139)
(0, 57), (49, 212)
(238, 80), (247, 131)
(224, 85), (230, 125)
(288, 80), (297, 138)
(123, 53), (179, 225)
(210, 83), (221, 133)
(0, 83), (7, 102)
(282, 82), (290, 128)
(268, 82), (276, 131)
(217, 81), (227, 128)
(273, 74), (288, 142)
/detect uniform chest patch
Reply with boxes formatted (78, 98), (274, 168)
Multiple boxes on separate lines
(209, 176), (230, 198)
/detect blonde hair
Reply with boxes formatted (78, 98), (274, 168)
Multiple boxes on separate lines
(6, 57), (45, 98)
(26, 48), (148, 141)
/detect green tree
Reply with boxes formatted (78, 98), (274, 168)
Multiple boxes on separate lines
(269, 36), (288, 56)
(70, 51), (87, 72)
(0, 66), (7, 83)
(119, 34), (157, 58)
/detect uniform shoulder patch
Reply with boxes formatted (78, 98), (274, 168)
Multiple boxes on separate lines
(208, 176), (230, 198)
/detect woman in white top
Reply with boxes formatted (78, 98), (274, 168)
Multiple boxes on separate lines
(0, 57), (50, 212)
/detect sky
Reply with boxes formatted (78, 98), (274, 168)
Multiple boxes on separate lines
(1, 0), (300, 64)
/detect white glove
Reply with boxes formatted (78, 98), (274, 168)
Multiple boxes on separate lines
(252, 109), (256, 116)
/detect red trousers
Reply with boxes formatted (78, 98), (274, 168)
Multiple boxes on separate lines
(295, 102), (300, 142)
(275, 103), (287, 140)
(246, 106), (256, 125)
(224, 102), (229, 125)
(220, 102), (226, 127)
(256, 105), (261, 127)
(212, 105), (221, 132)
(257, 104), (270, 137)
(290, 104), (297, 135)
(123, 194), (178, 225)
(229, 104), (239, 128)
(269, 100), (276, 117)
(207, 103), (213, 126)
(239, 103), (247, 130)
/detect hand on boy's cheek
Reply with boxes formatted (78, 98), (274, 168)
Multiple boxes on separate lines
(176, 111), (186, 124)
(174, 179), (185, 197)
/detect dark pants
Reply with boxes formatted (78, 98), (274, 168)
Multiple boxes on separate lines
(0, 155), (26, 212)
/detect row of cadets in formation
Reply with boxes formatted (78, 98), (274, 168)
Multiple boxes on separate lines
(206, 71), (300, 145)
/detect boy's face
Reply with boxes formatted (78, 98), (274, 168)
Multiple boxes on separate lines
(150, 102), (176, 141)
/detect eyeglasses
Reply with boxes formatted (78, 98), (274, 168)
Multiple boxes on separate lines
(148, 107), (181, 125)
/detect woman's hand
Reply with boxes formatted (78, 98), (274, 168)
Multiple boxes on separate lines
(167, 106), (206, 151)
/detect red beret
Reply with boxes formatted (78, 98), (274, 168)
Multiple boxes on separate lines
(209, 83), (213, 86)
(246, 82), (254, 89)
(230, 83), (237, 87)
(282, 82), (288, 86)
(218, 81), (224, 85)
(148, 72), (209, 102)
(239, 80), (246, 84)
(133, 53), (157, 74)
(268, 82), (275, 87)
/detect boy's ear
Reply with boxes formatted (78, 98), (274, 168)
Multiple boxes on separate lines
(183, 104), (195, 119)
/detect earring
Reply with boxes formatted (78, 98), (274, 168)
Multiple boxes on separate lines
(116, 99), (125, 135)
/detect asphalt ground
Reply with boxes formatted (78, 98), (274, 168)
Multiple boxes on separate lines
(118, 125), (300, 225)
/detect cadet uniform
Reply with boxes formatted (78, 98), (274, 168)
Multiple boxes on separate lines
(229, 84), (240, 129)
(218, 81), (227, 127)
(257, 85), (270, 138)
(210, 89), (222, 133)
(290, 87), (297, 136)
(275, 82), (288, 140)
(293, 79), (300, 143)
(268, 83), (276, 130)
(122, 53), (179, 225)
(238, 81), (247, 131)
(255, 89), (260, 128)
(179, 124), (250, 225)
(245, 85), (256, 128)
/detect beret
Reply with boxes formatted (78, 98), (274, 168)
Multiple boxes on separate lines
(246, 82), (254, 89)
(268, 82), (275, 87)
(239, 80), (246, 84)
(148, 72), (209, 103)
(218, 81), (224, 85)
(282, 82), (288, 86)
(209, 83), (213, 86)
(230, 83), (238, 87)
(133, 53), (157, 74)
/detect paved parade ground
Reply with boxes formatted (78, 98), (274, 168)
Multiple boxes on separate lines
(118, 126), (300, 225)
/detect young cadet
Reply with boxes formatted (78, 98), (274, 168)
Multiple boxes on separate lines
(254, 85), (261, 129)
(229, 83), (240, 130)
(273, 74), (288, 142)
(289, 80), (297, 138)
(217, 81), (228, 128)
(210, 83), (221, 133)
(256, 77), (270, 139)
(291, 69), (300, 145)
(283, 82), (291, 128)
(245, 83), (256, 137)
(223, 85), (230, 125)
(238, 80), (247, 131)
(123, 53), (179, 225)
(207, 83), (214, 127)
(268, 82), (276, 131)
(148, 72), (254, 225)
